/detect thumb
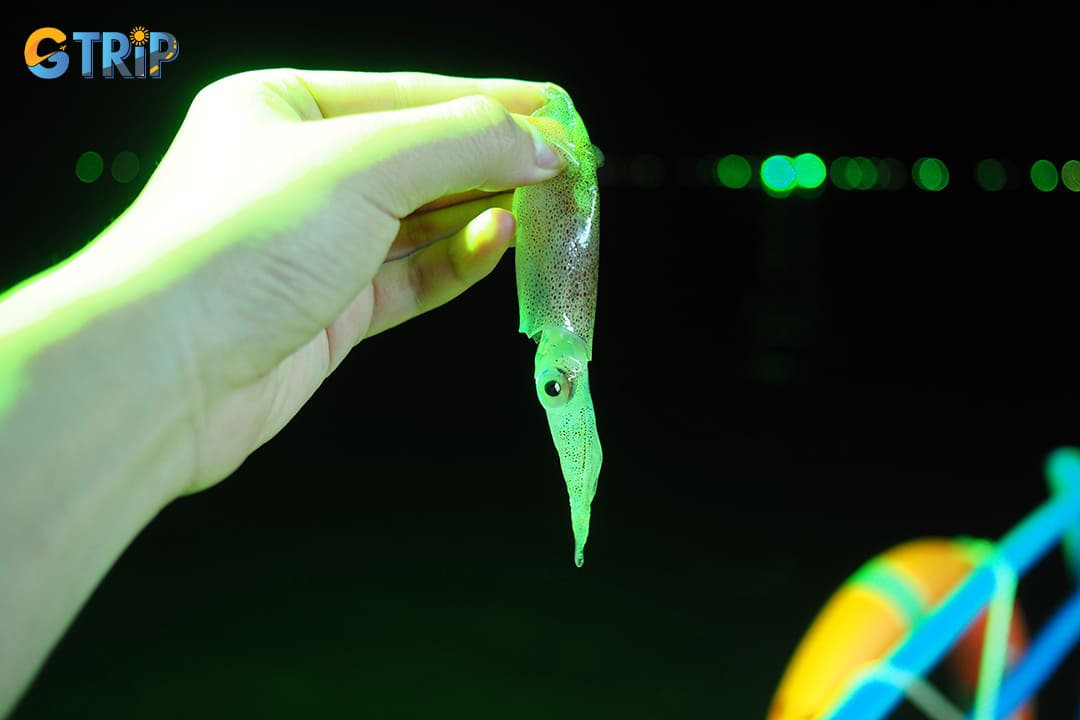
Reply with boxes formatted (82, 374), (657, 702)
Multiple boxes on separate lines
(310, 94), (566, 218)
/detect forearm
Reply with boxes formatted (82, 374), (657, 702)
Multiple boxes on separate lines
(0, 251), (195, 717)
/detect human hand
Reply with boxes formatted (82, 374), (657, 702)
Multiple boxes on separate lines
(88, 69), (566, 494)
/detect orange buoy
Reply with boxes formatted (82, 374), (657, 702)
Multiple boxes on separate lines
(768, 538), (1033, 719)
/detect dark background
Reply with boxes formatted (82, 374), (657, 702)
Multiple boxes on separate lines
(5, 6), (1079, 718)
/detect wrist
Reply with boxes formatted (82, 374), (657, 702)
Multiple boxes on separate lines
(0, 243), (198, 713)
(0, 218), (200, 504)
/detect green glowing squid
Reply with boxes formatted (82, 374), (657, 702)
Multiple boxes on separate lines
(512, 86), (602, 568)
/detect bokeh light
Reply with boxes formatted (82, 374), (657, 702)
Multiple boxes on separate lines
(793, 153), (826, 189)
(852, 157), (877, 190)
(1030, 159), (1058, 192)
(711, 153), (1077, 194)
(975, 159), (1007, 191)
(876, 157), (906, 190)
(913, 157), (949, 191)
(1062, 160), (1080, 192)
(716, 154), (752, 189)
(831, 156), (878, 190)
(830, 157), (852, 190)
(842, 158), (864, 189)
(761, 155), (797, 192)
(111, 151), (141, 184)
(75, 151), (104, 183)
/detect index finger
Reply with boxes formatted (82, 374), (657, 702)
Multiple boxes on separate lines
(293, 70), (554, 118)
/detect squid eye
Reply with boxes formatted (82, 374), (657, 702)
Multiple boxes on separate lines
(536, 368), (572, 408)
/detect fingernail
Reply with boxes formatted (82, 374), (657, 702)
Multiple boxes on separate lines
(517, 116), (565, 171)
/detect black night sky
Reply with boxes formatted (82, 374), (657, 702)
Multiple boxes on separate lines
(4, 7), (1079, 719)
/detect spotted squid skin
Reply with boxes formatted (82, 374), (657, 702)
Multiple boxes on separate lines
(514, 87), (600, 355)
(512, 86), (602, 567)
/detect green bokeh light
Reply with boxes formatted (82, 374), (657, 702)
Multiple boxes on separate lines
(843, 158), (863, 189)
(852, 157), (877, 190)
(761, 155), (796, 192)
(913, 157), (949, 191)
(1062, 160), (1080, 192)
(111, 151), (140, 184)
(830, 157), (852, 190)
(975, 158), (1007, 191)
(874, 158), (893, 190)
(1030, 159), (1058, 192)
(716, 154), (752, 189)
(793, 153), (826, 189)
(876, 158), (906, 190)
(75, 151), (104, 183)
(833, 156), (876, 191)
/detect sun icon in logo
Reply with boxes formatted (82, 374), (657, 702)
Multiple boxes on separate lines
(129, 26), (149, 46)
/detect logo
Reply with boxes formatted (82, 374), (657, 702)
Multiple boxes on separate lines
(25, 26), (179, 79)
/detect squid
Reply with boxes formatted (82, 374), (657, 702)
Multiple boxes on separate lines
(512, 85), (603, 568)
